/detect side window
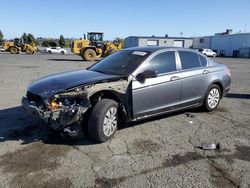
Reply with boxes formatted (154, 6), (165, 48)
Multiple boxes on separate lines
(198, 55), (208, 67)
(179, 51), (201, 70)
(144, 51), (176, 74)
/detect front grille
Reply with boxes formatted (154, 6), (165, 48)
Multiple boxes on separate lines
(26, 91), (42, 102)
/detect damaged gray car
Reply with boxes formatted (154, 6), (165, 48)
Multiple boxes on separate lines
(22, 47), (231, 142)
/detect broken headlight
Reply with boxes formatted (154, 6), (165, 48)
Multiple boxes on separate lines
(49, 87), (87, 110)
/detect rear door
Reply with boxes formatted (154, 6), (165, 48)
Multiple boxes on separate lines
(132, 51), (182, 118)
(178, 51), (209, 106)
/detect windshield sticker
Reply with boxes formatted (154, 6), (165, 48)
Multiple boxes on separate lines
(132, 51), (147, 56)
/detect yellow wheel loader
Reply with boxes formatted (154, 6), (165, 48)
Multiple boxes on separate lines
(71, 32), (123, 61)
(3, 38), (37, 55)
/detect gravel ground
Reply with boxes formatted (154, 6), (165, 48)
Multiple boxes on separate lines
(0, 52), (250, 188)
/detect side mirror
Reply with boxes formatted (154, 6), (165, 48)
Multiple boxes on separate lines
(136, 70), (157, 82)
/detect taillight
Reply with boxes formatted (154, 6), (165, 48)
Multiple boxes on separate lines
(225, 67), (231, 76)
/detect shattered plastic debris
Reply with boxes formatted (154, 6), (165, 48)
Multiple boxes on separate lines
(200, 143), (220, 150)
(185, 112), (196, 118)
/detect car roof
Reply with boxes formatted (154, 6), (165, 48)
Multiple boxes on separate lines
(124, 46), (198, 53)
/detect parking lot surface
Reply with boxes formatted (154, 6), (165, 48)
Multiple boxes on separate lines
(0, 53), (250, 188)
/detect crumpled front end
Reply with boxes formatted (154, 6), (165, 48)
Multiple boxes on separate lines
(22, 74), (128, 138)
(22, 87), (90, 137)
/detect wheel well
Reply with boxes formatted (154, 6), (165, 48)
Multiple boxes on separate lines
(10, 46), (18, 49)
(81, 47), (96, 54)
(89, 90), (126, 123)
(89, 90), (121, 106)
(212, 82), (223, 97)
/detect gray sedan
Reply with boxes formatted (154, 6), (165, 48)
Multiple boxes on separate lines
(22, 47), (231, 142)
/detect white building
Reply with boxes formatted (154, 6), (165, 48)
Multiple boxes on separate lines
(193, 30), (250, 57)
(125, 36), (193, 49)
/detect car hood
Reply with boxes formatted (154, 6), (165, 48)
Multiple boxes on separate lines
(28, 69), (120, 98)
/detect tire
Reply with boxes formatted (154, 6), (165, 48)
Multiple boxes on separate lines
(48, 51), (52, 54)
(83, 49), (96, 61)
(88, 99), (118, 142)
(213, 54), (216, 57)
(10, 47), (18, 54)
(203, 84), (221, 111)
(26, 48), (32, 54)
(61, 51), (65, 55)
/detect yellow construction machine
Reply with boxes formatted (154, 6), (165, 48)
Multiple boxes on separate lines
(3, 38), (37, 54)
(71, 32), (123, 61)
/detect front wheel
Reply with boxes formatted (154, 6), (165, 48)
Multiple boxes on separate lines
(203, 84), (221, 111)
(61, 51), (65, 55)
(83, 49), (96, 61)
(88, 99), (118, 142)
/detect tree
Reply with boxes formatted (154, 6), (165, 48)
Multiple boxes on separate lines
(49, 40), (57, 47)
(41, 40), (49, 47)
(65, 40), (72, 48)
(59, 35), (66, 47)
(27, 33), (36, 44)
(0, 30), (3, 44)
(42, 40), (57, 47)
(22, 33), (28, 43)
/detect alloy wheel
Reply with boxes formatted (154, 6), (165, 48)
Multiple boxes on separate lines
(208, 88), (220, 109)
(103, 107), (117, 137)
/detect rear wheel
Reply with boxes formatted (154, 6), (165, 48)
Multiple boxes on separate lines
(61, 51), (65, 55)
(9, 47), (18, 54)
(88, 99), (118, 142)
(48, 51), (52, 54)
(203, 84), (221, 111)
(83, 49), (96, 61)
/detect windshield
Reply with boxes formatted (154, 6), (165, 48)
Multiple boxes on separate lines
(88, 33), (103, 41)
(89, 50), (151, 76)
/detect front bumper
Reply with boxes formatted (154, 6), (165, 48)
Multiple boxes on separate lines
(22, 96), (84, 131)
(22, 96), (84, 138)
(21, 96), (52, 120)
(21, 96), (44, 118)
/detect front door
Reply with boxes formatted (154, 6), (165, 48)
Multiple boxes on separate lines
(132, 51), (181, 119)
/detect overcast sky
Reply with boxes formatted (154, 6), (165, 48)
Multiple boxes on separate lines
(1, 0), (250, 40)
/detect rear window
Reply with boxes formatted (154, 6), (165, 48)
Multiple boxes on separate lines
(179, 51), (201, 70)
(198, 55), (208, 67)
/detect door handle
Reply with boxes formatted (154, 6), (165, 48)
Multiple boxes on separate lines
(170, 76), (180, 81)
(203, 70), (209, 74)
